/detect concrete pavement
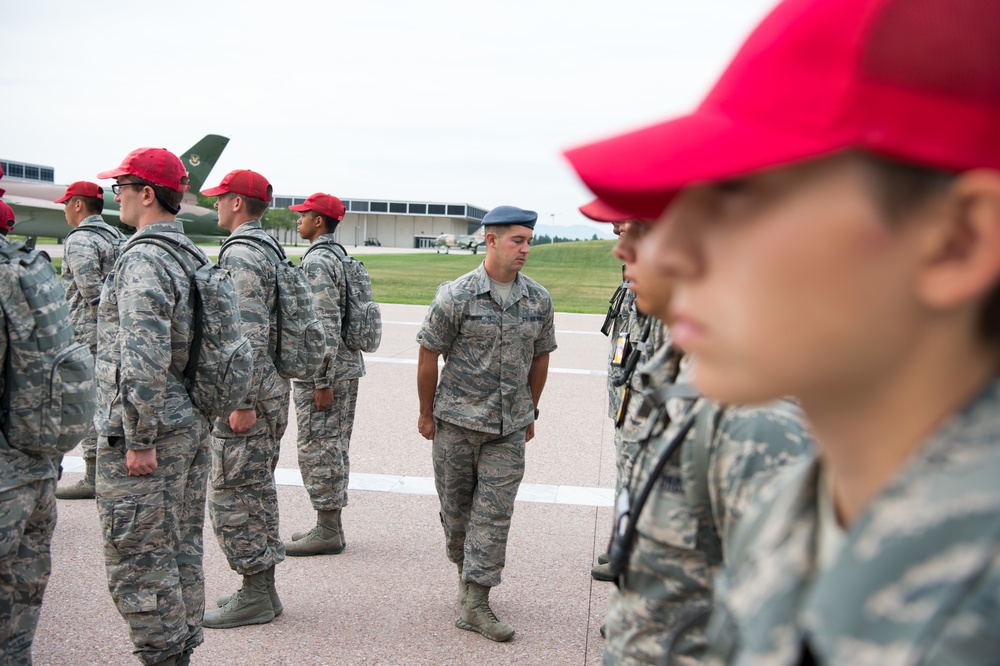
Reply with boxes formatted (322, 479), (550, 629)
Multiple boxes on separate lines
(34, 303), (618, 665)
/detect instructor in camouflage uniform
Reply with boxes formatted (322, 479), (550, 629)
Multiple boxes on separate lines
(94, 148), (210, 666)
(54, 181), (124, 500)
(285, 193), (364, 556)
(416, 205), (557, 643)
(199, 170), (288, 628)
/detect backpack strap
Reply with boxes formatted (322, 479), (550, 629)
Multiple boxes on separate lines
(66, 225), (123, 246)
(301, 240), (352, 336)
(119, 232), (206, 392)
(219, 233), (286, 263)
(682, 403), (726, 527)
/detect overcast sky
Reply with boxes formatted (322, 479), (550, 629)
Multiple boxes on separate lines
(2, 0), (778, 233)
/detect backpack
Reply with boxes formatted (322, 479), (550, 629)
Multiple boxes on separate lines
(0, 241), (96, 457)
(302, 241), (382, 353)
(219, 234), (326, 381)
(121, 233), (253, 417)
(65, 224), (126, 269)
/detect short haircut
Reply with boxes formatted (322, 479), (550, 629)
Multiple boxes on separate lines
(314, 211), (339, 233)
(78, 195), (104, 215)
(132, 177), (187, 214)
(861, 152), (999, 345)
(227, 191), (270, 219)
(484, 224), (507, 239)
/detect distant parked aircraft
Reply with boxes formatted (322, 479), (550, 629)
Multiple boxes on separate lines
(2, 134), (230, 244)
(434, 227), (485, 254)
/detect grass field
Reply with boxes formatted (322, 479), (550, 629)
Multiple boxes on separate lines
(44, 240), (622, 315)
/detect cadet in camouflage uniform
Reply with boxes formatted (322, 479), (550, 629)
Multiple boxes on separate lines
(94, 149), (209, 666)
(589, 215), (812, 665)
(416, 205), (557, 643)
(54, 181), (125, 500)
(0, 199), (59, 665)
(198, 170), (288, 629)
(566, 0), (1000, 663)
(581, 199), (669, 584)
(284, 192), (364, 557)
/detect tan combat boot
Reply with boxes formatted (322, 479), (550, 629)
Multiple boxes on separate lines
(55, 458), (96, 500)
(591, 561), (615, 582)
(291, 508), (346, 549)
(284, 509), (344, 556)
(215, 565), (283, 617)
(456, 581), (515, 642)
(202, 568), (275, 629)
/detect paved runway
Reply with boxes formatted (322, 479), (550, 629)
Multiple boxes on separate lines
(35, 303), (617, 665)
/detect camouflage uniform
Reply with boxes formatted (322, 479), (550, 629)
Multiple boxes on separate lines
(294, 232), (364, 512)
(60, 215), (125, 467)
(94, 221), (211, 666)
(210, 221), (289, 575)
(416, 262), (557, 586)
(0, 235), (60, 665)
(705, 377), (1000, 666)
(605, 346), (812, 665)
(611, 291), (669, 496)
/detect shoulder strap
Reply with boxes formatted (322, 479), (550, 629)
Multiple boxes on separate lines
(302, 240), (345, 262)
(682, 404), (726, 519)
(219, 233), (285, 263)
(125, 232), (206, 270)
(66, 225), (122, 245)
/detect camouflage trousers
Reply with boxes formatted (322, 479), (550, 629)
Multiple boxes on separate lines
(96, 422), (209, 666)
(293, 379), (358, 512)
(432, 419), (526, 588)
(209, 391), (289, 575)
(0, 479), (56, 666)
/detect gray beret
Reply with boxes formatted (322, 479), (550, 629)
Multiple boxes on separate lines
(482, 205), (538, 229)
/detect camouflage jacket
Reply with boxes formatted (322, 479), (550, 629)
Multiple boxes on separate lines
(606, 348), (812, 665)
(94, 221), (204, 448)
(213, 220), (289, 435)
(705, 377), (1000, 666)
(61, 215), (124, 354)
(297, 232), (364, 389)
(0, 236), (58, 491)
(416, 262), (558, 435)
(616, 315), (671, 442)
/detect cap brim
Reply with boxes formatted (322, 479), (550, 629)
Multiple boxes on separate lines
(579, 199), (634, 223)
(53, 194), (72, 204)
(564, 107), (850, 220)
(96, 167), (128, 180)
(200, 185), (228, 197)
(287, 203), (311, 212)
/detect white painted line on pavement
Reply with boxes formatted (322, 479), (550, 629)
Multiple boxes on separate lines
(60, 456), (614, 508)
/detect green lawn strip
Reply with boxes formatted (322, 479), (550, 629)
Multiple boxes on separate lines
(46, 240), (621, 315)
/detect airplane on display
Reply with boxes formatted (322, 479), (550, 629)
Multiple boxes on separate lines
(1, 134), (230, 244)
(434, 227), (485, 254)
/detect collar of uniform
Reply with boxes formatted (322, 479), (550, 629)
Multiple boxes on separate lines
(78, 214), (107, 228)
(473, 261), (526, 302)
(230, 219), (263, 237)
(131, 219), (185, 238)
(316, 232), (338, 245)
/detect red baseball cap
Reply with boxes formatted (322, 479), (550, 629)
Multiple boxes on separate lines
(202, 169), (273, 202)
(289, 193), (346, 221)
(565, 0), (1000, 220)
(0, 201), (15, 232)
(54, 181), (105, 204)
(97, 147), (189, 192)
(579, 198), (635, 223)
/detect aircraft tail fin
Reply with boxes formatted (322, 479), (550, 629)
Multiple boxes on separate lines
(178, 134), (229, 194)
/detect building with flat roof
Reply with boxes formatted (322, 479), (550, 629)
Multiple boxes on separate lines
(0, 159), (55, 184)
(273, 195), (488, 249)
